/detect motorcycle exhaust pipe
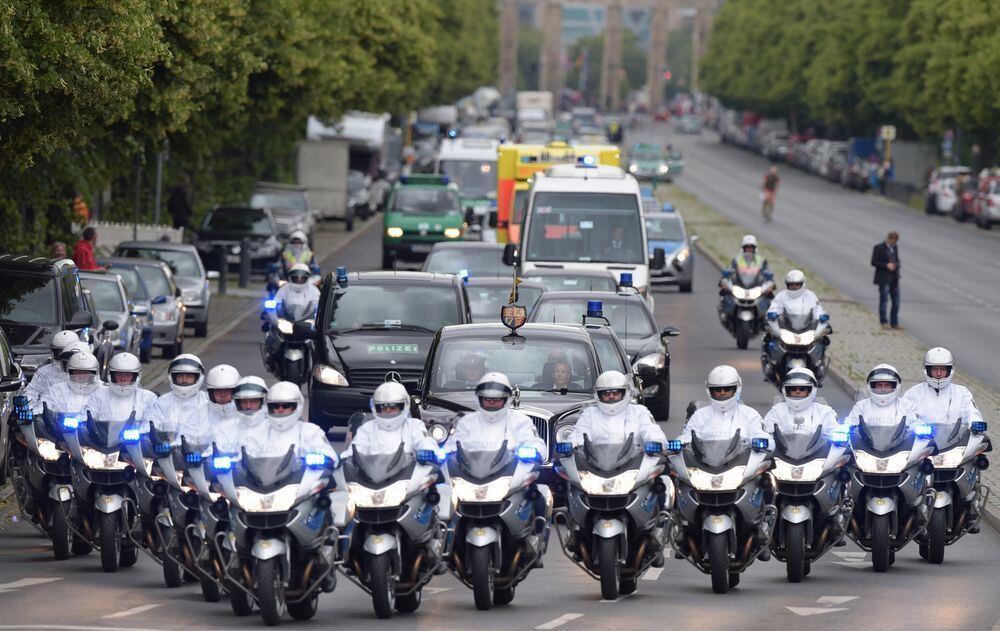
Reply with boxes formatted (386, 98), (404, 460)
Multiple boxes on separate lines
(299, 557), (315, 591)
(816, 524), (829, 550)
(849, 516), (861, 538)
(742, 533), (754, 562)
(686, 535), (701, 561)
(900, 514), (915, 541)
(405, 551), (426, 587)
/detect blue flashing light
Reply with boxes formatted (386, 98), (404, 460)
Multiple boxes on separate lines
(122, 428), (142, 443)
(644, 441), (664, 455)
(304, 453), (328, 468)
(416, 449), (440, 465)
(767, 312), (778, 321)
(751, 438), (770, 452)
(830, 429), (850, 447)
(819, 314), (830, 323)
(263, 299), (278, 311)
(15, 407), (33, 425)
(971, 421), (988, 434)
(447, 129), (458, 139)
(62, 415), (80, 431)
(336, 266), (349, 287)
(721, 270), (732, 278)
(619, 272), (633, 287)
(586, 300), (603, 318)
(913, 423), (934, 439)
(578, 155), (598, 167)
(212, 455), (233, 472)
(661, 202), (676, 213)
(666, 440), (684, 453)
(154, 442), (171, 456)
(458, 269), (469, 283)
(13, 395), (28, 409)
(517, 445), (542, 463)
(555, 442), (573, 456)
(185, 452), (203, 465)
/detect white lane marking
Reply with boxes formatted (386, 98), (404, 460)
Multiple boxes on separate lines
(102, 603), (162, 619)
(817, 596), (858, 606)
(641, 567), (664, 581)
(423, 587), (451, 595)
(0, 627), (159, 631)
(787, 607), (849, 616)
(0, 577), (62, 594)
(600, 591), (636, 603)
(536, 613), (584, 629)
(831, 550), (869, 568)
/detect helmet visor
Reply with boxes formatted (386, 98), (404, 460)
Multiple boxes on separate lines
(786, 281), (803, 291)
(478, 396), (507, 412)
(236, 398), (264, 412)
(69, 369), (96, 384)
(926, 365), (952, 379)
(783, 384), (812, 399)
(289, 272), (309, 284)
(267, 401), (297, 417)
(209, 388), (234, 405)
(709, 385), (737, 401)
(374, 402), (404, 416)
(171, 372), (199, 386)
(869, 380), (897, 394)
(109, 371), (138, 385)
(597, 388), (626, 403)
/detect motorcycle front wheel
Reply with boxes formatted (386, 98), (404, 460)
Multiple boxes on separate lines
(736, 321), (751, 350)
(469, 545), (495, 611)
(368, 552), (396, 619)
(926, 507), (947, 564)
(98, 511), (121, 573)
(50, 500), (72, 561)
(871, 513), (892, 573)
(596, 537), (620, 600)
(708, 532), (730, 594)
(256, 557), (286, 626)
(785, 521), (806, 582)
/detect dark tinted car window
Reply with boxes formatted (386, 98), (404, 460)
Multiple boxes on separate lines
(0, 273), (58, 325)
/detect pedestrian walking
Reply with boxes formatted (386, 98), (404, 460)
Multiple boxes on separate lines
(167, 176), (193, 230)
(761, 165), (780, 222)
(72, 227), (107, 271)
(871, 231), (901, 330)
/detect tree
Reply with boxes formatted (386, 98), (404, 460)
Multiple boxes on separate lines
(518, 25), (542, 90)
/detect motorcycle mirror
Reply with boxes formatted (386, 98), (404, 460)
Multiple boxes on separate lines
(102, 320), (119, 331)
(502, 243), (518, 267)
(819, 314), (830, 323)
(721, 269), (732, 278)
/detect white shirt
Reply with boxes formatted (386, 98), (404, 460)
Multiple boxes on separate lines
(902, 382), (982, 430)
(447, 408), (545, 455)
(85, 387), (159, 431)
(570, 403), (666, 448)
(845, 397), (917, 429)
(24, 362), (62, 407)
(678, 403), (771, 447)
(348, 417), (435, 456)
(763, 400), (839, 439)
(213, 411), (269, 456)
(768, 288), (826, 320)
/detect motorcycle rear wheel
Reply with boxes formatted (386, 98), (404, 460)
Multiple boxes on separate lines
(469, 545), (495, 611)
(256, 557), (286, 626)
(871, 514), (891, 573)
(50, 500), (72, 561)
(98, 511), (121, 573)
(926, 507), (947, 564)
(708, 532), (730, 594)
(784, 521), (806, 583)
(368, 552), (396, 619)
(596, 537), (620, 600)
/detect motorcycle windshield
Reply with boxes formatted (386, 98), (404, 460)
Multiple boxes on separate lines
(736, 269), (762, 288)
(450, 441), (516, 482)
(349, 444), (414, 485)
(773, 426), (826, 460)
(689, 431), (747, 468)
(86, 416), (132, 450)
(856, 418), (909, 452)
(578, 434), (644, 475)
(284, 300), (313, 322)
(781, 312), (814, 332)
(147, 422), (177, 449)
(926, 418), (965, 452)
(240, 446), (302, 490)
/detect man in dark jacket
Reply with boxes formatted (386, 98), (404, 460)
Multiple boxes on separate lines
(871, 231), (901, 330)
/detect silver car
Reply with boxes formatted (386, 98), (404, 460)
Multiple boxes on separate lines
(99, 258), (185, 358)
(80, 272), (144, 362)
(251, 182), (317, 243)
(645, 209), (697, 293)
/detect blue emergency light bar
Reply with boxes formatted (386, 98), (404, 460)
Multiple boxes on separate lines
(587, 300), (603, 318)
(304, 453), (328, 468)
(336, 266), (348, 287)
(619, 272), (633, 287)
(913, 423), (934, 439)
(212, 456), (233, 472)
(578, 155), (597, 167)
(62, 416), (80, 431)
(666, 440), (684, 453)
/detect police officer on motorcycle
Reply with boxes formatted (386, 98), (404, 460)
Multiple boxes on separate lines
(202, 364), (240, 450)
(570, 370), (666, 448)
(215, 376), (270, 456)
(349, 381), (436, 455)
(845, 364), (917, 429)
(767, 270), (826, 323)
(85, 353), (158, 429)
(272, 263), (320, 321)
(35, 350), (104, 414)
(260, 381), (337, 461)
(763, 367), (838, 438)
(24, 330), (80, 407)
(678, 365), (772, 447)
(725, 234), (769, 284)
(280, 230), (316, 276)
(147, 354), (212, 443)
(902, 347), (983, 431)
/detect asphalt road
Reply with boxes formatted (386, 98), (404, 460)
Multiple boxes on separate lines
(3, 219), (998, 630)
(650, 120), (1000, 393)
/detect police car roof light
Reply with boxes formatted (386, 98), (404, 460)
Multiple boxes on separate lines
(447, 130), (458, 138)
(661, 202), (675, 213)
(336, 266), (349, 286)
(619, 272), (633, 287)
(458, 269), (469, 283)
(578, 155), (597, 168)
(587, 300), (603, 318)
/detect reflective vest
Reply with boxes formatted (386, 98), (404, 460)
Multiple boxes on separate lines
(736, 253), (763, 275)
(281, 247), (313, 270)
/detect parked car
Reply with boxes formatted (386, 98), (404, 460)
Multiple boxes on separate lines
(193, 206), (282, 275)
(250, 182), (316, 244)
(98, 258), (185, 358)
(950, 176), (979, 223)
(971, 174), (1000, 229)
(676, 114), (703, 134)
(762, 131), (791, 162)
(80, 271), (144, 371)
(114, 241), (215, 337)
(0, 255), (93, 380)
(0, 326), (24, 485)
(925, 166), (971, 215)
(818, 142), (849, 181)
(100, 259), (156, 362)
(843, 158), (875, 191)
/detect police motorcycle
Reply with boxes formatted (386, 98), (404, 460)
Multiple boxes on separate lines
(338, 443), (449, 618)
(7, 398), (82, 560)
(718, 268), (774, 350)
(260, 301), (313, 386)
(846, 419), (936, 572)
(265, 262), (322, 299)
(553, 435), (672, 600)
(916, 419), (991, 564)
(768, 426), (852, 582)
(447, 440), (550, 610)
(667, 431), (775, 594)
(761, 311), (831, 388)
(214, 446), (338, 626)
(61, 410), (140, 572)
(119, 420), (176, 572)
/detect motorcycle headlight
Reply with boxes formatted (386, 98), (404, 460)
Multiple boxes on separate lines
(634, 352), (666, 371)
(930, 446), (967, 469)
(686, 465), (747, 491)
(452, 476), (512, 502)
(779, 329), (815, 346)
(313, 364), (348, 386)
(348, 480), (409, 508)
(853, 450), (910, 474)
(731, 285), (761, 300)
(36, 438), (62, 462)
(81, 446), (129, 471)
(429, 423), (449, 444)
(235, 484), (299, 512)
(276, 319), (294, 336)
(444, 227), (462, 239)
(772, 458), (826, 482)
(578, 469), (639, 495)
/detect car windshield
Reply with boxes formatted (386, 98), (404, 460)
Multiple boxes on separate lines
(108, 267), (146, 300)
(82, 279), (124, 312)
(326, 285), (461, 333)
(135, 266), (171, 299)
(467, 284), (544, 323)
(645, 216), (685, 241)
(523, 273), (617, 293)
(531, 298), (655, 338)
(0, 273), (57, 325)
(203, 208), (273, 237)
(431, 336), (596, 393)
(440, 160), (496, 197)
(249, 192), (307, 212)
(391, 188), (460, 214)
(119, 248), (201, 278)
(424, 248), (505, 276)
(633, 151), (662, 161)
(525, 192), (644, 264)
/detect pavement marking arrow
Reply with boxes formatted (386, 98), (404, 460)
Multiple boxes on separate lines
(102, 604), (162, 619)
(0, 577), (62, 594)
(641, 567), (664, 581)
(536, 613), (584, 630)
(817, 596), (859, 606)
(787, 607), (850, 617)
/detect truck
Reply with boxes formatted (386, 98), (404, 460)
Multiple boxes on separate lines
(516, 90), (554, 125)
(436, 137), (500, 241)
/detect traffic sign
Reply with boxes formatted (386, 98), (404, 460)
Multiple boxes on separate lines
(880, 125), (897, 141)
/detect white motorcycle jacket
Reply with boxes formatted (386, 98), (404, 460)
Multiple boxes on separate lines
(768, 288), (826, 321)
(678, 403), (772, 448)
(146, 390), (212, 445)
(845, 398), (917, 429)
(24, 362), (63, 407)
(253, 421), (338, 464)
(32, 380), (105, 416)
(349, 417), (436, 456)
(902, 382), (983, 430)
(213, 411), (269, 456)
(571, 402), (666, 448)
(763, 401), (839, 438)
(273, 283), (321, 321)
(447, 408), (546, 455)
(85, 387), (159, 431)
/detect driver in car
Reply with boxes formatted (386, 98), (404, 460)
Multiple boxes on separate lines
(601, 225), (635, 262)
(444, 353), (487, 389)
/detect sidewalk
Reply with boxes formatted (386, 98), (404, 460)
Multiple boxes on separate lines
(661, 184), (1000, 528)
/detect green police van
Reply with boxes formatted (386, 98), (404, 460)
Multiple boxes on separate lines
(382, 174), (465, 269)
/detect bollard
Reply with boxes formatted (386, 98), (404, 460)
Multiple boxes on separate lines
(214, 245), (227, 295)
(239, 237), (252, 288)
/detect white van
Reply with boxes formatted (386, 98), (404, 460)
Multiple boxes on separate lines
(436, 138), (500, 240)
(506, 162), (663, 306)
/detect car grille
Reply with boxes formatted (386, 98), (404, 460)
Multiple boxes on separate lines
(356, 507), (404, 524)
(241, 510), (298, 530)
(458, 500), (508, 519)
(349, 368), (422, 393)
(692, 490), (740, 506)
(776, 481), (821, 497)
(858, 473), (904, 489)
(529, 416), (551, 463)
(583, 494), (633, 511)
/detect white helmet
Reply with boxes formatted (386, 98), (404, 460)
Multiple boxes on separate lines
(740, 234), (758, 249)
(288, 230), (308, 246)
(205, 364), (240, 410)
(706, 365), (742, 414)
(286, 263), (311, 294)
(782, 367), (817, 414)
(168, 354), (205, 399)
(475, 372), (513, 422)
(784, 269), (806, 299)
(371, 381), (410, 431)
(51, 330), (80, 365)
(66, 352), (100, 396)
(923, 347), (954, 391)
(866, 363), (901, 407)
(233, 376), (268, 421)
(60, 341), (91, 373)
(107, 352), (141, 397)
(595, 370), (630, 416)
(266, 381), (304, 430)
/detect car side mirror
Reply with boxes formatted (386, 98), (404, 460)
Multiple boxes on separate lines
(464, 207), (476, 225)
(131, 304), (149, 316)
(0, 365), (24, 393)
(488, 210), (499, 228)
(292, 320), (316, 340)
(151, 295), (169, 305)
(206, 270), (220, 280)
(652, 247), (666, 270)
(502, 243), (518, 267)
(660, 326), (680, 338)
(68, 310), (93, 328)
(102, 320), (120, 332)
